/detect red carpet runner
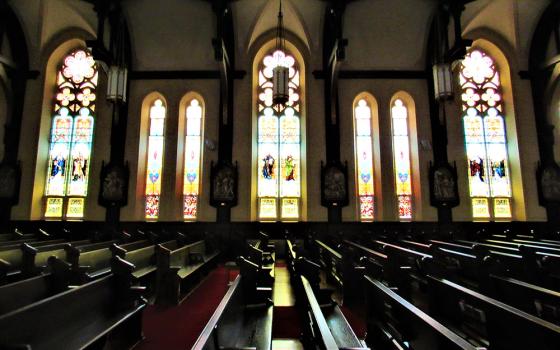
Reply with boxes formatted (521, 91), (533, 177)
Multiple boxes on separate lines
(272, 306), (302, 339)
(136, 265), (238, 350)
(341, 305), (368, 339)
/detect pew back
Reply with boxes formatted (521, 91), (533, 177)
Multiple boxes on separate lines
(192, 275), (273, 350)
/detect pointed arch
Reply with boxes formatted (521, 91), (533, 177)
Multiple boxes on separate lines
(389, 91), (420, 220)
(252, 38), (306, 221)
(177, 92), (205, 221)
(42, 48), (98, 219)
(140, 93), (168, 220)
(353, 92), (380, 221)
(246, 0), (311, 54)
(459, 48), (515, 220)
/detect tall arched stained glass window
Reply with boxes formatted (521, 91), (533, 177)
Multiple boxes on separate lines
(354, 98), (375, 221)
(460, 50), (512, 219)
(391, 99), (412, 220)
(44, 49), (97, 219)
(183, 98), (203, 220)
(145, 99), (166, 220)
(257, 49), (301, 221)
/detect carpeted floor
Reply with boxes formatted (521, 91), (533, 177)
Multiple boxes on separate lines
(340, 305), (368, 340)
(272, 306), (302, 339)
(135, 265), (238, 350)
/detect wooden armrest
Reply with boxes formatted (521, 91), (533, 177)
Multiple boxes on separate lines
(0, 258), (11, 268)
(111, 243), (126, 257)
(112, 255), (136, 276)
(21, 243), (38, 254)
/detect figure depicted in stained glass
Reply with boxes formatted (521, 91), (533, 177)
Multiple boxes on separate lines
(460, 49), (512, 218)
(44, 49), (97, 219)
(262, 154), (275, 179)
(470, 157), (485, 181)
(72, 153), (87, 181)
(257, 48), (301, 220)
(491, 160), (506, 178)
(285, 155), (295, 181)
(51, 154), (66, 178)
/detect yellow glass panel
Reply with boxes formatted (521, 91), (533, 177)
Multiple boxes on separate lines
(66, 197), (84, 218)
(472, 198), (490, 219)
(45, 197), (64, 218)
(281, 198), (299, 220)
(494, 198), (512, 219)
(259, 198), (277, 220)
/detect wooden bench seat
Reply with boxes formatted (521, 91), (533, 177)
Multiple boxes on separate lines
(0, 273), (146, 350)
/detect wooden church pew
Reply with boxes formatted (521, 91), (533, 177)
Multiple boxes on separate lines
(371, 240), (432, 300)
(426, 275), (560, 350)
(364, 276), (483, 350)
(314, 239), (343, 288)
(0, 256), (71, 316)
(192, 270), (273, 349)
(0, 272), (146, 350)
(487, 274), (560, 325)
(65, 240), (120, 283)
(0, 239), (66, 284)
(156, 239), (220, 304)
(111, 241), (161, 298)
(513, 238), (560, 247)
(245, 242), (275, 289)
(484, 239), (560, 254)
(21, 239), (90, 277)
(0, 237), (39, 248)
(291, 255), (367, 350)
(111, 239), (152, 257)
(342, 240), (388, 305)
(431, 239), (559, 289)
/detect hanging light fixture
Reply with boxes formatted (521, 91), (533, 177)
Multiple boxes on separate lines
(107, 65), (128, 102)
(432, 62), (453, 100)
(106, 10), (128, 104)
(273, 0), (289, 106)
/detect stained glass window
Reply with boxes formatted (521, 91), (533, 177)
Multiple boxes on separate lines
(354, 99), (375, 221)
(44, 49), (97, 219)
(183, 98), (203, 220)
(391, 99), (412, 220)
(257, 50), (302, 221)
(460, 50), (512, 219)
(145, 99), (166, 220)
